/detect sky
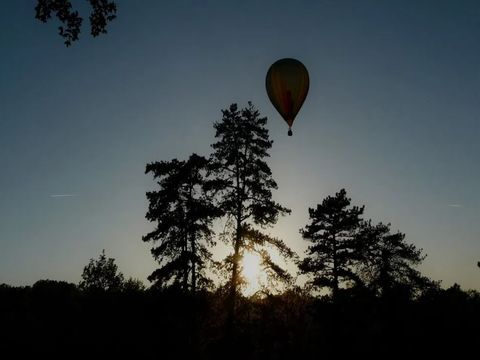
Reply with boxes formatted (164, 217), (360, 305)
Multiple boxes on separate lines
(0, 0), (479, 290)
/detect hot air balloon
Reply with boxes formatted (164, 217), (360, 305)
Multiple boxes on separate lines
(266, 58), (309, 136)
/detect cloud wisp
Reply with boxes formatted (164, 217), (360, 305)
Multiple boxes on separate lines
(49, 194), (79, 198)
(447, 204), (463, 208)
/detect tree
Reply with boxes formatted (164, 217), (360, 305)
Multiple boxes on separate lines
(79, 249), (124, 291)
(357, 221), (429, 299)
(298, 189), (364, 300)
(208, 102), (293, 322)
(35, 0), (117, 46)
(122, 277), (146, 292)
(143, 153), (221, 293)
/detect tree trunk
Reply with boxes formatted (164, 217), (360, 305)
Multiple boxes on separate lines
(183, 230), (188, 292)
(189, 183), (196, 294)
(332, 234), (338, 302)
(191, 233), (196, 294)
(227, 210), (242, 329)
(227, 162), (243, 334)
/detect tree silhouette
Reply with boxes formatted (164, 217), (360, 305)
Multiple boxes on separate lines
(35, 0), (117, 46)
(122, 277), (146, 292)
(298, 189), (364, 300)
(357, 221), (429, 299)
(207, 102), (292, 323)
(79, 249), (124, 291)
(144, 153), (221, 293)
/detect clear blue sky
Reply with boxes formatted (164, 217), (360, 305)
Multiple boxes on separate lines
(1, 0), (479, 289)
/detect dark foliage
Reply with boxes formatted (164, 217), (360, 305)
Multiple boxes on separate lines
(1, 281), (479, 357)
(207, 102), (293, 322)
(144, 153), (222, 292)
(35, 0), (117, 46)
(79, 249), (125, 291)
(357, 220), (434, 299)
(298, 189), (364, 299)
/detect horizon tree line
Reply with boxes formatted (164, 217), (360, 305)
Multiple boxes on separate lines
(142, 102), (435, 323)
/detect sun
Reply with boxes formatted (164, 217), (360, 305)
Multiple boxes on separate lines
(241, 251), (267, 296)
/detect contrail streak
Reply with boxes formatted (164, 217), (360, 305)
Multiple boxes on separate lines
(447, 204), (463, 208)
(50, 194), (79, 198)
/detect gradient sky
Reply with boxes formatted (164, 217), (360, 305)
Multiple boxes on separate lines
(1, 0), (479, 290)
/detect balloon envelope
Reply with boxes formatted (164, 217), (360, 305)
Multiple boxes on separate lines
(266, 58), (309, 134)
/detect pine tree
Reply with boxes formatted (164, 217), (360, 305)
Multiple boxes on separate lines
(357, 221), (429, 299)
(143, 153), (221, 292)
(298, 189), (364, 300)
(208, 102), (292, 321)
